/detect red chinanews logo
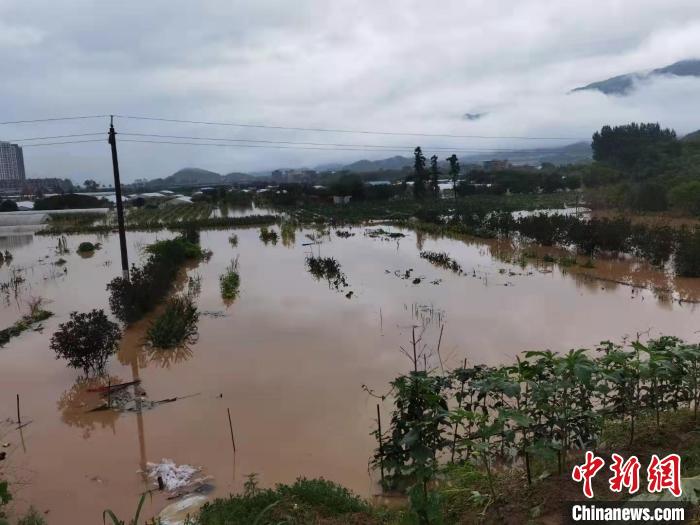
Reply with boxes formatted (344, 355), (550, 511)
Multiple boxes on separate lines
(572, 452), (682, 498)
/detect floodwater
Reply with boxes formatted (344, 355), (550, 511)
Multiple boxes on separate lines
(0, 224), (699, 524)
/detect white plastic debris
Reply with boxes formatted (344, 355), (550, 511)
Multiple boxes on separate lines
(146, 459), (200, 491)
(159, 495), (208, 525)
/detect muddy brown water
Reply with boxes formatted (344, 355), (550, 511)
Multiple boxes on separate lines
(0, 225), (699, 524)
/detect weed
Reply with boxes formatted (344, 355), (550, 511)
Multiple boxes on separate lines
(147, 295), (199, 349)
(220, 257), (241, 301)
(419, 251), (463, 274)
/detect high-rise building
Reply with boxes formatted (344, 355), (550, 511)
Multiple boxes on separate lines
(0, 142), (26, 188)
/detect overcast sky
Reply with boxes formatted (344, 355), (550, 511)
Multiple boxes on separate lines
(1, 0), (700, 183)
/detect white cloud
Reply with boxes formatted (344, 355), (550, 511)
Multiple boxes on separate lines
(1, 0), (699, 181)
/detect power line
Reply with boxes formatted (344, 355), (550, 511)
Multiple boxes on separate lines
(114, 114), (587, 141)
(118, 132), (519, 152)
(0, 115), (109, 125)
(20, 139), (106, 147)
(118, 138), (426, 152)
(8, 132), (104, 142)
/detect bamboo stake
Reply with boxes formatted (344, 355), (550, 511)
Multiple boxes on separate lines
(16, 394), (20, 426)
(227, 408), (236, 454)
(376, 404), (385, 486)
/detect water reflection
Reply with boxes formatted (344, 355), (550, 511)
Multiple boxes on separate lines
(0, 234), (33, 251)
(57, 376), (123, 439)
(420, 229), (700, 305)
(144, 344), (194, 368)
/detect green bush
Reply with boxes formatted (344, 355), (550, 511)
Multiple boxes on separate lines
(147, 295), (199, 348)
(197, 478), (369, 525)
(77, 241), (97, 253)
(50, 309), (121, 376)
(33, 193), (108, 210)
(107, 235), (204, 323)
(668, 181), (700, 215)
(219, 258), (240, 300)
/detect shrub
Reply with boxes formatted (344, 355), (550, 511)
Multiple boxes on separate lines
(668, 181), (700, 215)
(147, 295), (199, 349)
(676, 228), (700, 277)
(50, 309), (121, 376)
(197, 478), (369, 524)
(305, 256), (348, 290)
(419, 251), (463, 273)
(220, 257), (240, 300)
(0, 299), (52, 347)
(0, 200), (17, 212)
(77, 241), (97, 253)
(259, 227), (279, 245)
(33, 193), (108, 210)
(107, 235), (204, 324)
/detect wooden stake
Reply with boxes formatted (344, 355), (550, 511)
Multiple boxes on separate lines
(376, 404), (385, 486)
(227, 408), (236, 454)
(16, 394), (20, 425)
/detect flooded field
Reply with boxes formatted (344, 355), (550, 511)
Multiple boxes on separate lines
(1, 224), (699, 523)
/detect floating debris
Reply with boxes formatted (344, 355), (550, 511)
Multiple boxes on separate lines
(365, 228), (405, 240)
(147, 459), (200, 491)
(159, 495), (209, 525)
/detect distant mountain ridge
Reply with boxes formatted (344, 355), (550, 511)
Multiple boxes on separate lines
(572, 59), (700, 96)
(322, 142), (593, 173)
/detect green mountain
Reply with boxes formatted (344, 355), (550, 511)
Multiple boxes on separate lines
(167, 168), (222, 185)
(572, 59), (700, 96)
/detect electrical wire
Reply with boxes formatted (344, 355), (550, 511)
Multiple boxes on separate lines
(0, 115), (110, 125)
(19, 139), (106, 147)
(7, 132), (104, 142)
(117, 132), (520, 152)
(113, 114), (587, 141)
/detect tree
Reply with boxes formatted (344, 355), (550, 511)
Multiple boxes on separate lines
(592, 123), (680, 175)
(412, 147), (427, 199)
(447, 154), (460, 199)
(330, 173), (365, 201)
(429, 155), (440, 198)
(50, 310), (121, 376)
(83, 179), (99, 192)
(668, 181), (700, 215)
(0, 200), (18, 212)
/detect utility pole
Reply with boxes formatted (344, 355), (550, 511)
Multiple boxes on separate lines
(108, 115), (129, 279)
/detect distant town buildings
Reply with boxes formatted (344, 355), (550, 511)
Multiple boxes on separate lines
(0, 142), (26, 189)
(483, 159), (510, 171)
(22, 178), (74, 195)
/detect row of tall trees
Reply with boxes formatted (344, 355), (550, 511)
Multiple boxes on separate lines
(411, 147), (461, 199)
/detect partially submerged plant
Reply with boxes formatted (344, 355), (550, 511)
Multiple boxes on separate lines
(305, 255), (349, 291)
(228, 234), (238, 247)
(259, 226), (279, 245)
(0, 297), (52, 347)
(147, 294), (199, 349)
(107, 234), (206, 324)
(50, 309), (121, 376)
(77, 241), (99, 253)
(220, 257), (241, 301)
(419, 251), (463, 274)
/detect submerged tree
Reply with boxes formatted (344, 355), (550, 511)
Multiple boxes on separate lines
(50, 309), (121, 376)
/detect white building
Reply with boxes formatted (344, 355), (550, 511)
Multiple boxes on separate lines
(0, 142), (26, 188)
